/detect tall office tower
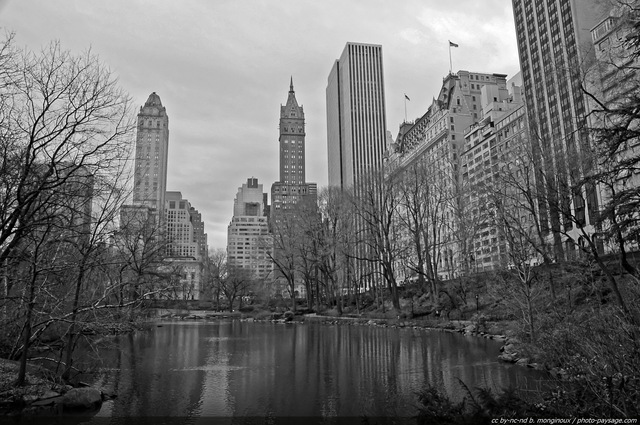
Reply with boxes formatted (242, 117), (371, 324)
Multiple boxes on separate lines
(511, 0), (611, 258)
(133, 92), (170, 216)
(228, 178), (272, 280)
(271, 79), (317, 223)
(326, 42), (388, 193)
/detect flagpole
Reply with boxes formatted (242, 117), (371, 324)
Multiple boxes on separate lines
(404, 94), (407, 123)
(448, 40), (452, 74)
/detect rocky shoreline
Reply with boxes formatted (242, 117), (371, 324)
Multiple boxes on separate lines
(0, 359), (117, 418)
(158, 309), (550, 372)
(251, 312), (551, 374)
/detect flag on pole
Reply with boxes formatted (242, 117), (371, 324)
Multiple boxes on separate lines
(404, 94), (410, 101)
(449, 40), (459, 48)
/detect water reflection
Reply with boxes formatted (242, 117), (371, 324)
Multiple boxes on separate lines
(83, 321), (545, 419)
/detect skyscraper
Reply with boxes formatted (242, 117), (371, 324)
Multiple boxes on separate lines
(270, 79), (317, 223)
(228, 178), (272, 280)
(511, 0), (611, 258)
(326, 42), (388, 193)
(164, 191), (207, 300)
(133, 92), (170, 216)
(280, 77), (306, 185)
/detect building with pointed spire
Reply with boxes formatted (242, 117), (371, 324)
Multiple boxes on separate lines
(270, 79), (317, 224)
(280, 77), (306, 185)
(268, 79), (317, 298)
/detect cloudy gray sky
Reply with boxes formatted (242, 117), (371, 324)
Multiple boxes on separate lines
(0, 0), (520, 250)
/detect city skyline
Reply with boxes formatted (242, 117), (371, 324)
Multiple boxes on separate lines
(0, 0), (520, 249)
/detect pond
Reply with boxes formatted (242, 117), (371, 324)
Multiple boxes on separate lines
(73, 320), (546, 422)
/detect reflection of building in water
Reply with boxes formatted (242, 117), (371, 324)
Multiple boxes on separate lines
(96, 326), (207, 417)
(195, 324), (233, 417)
(220, 323), (533, 417)
(91, 323), (546, 417)
(223, 322), (319, 416)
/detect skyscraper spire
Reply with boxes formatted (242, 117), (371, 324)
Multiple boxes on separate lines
(290, 76), (294, 93)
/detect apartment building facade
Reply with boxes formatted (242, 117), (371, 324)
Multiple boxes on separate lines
(228, 178), (272, 281)
(387, 70), (510, 280)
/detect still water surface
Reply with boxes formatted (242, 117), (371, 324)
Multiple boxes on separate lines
(79, 320), (545, 419)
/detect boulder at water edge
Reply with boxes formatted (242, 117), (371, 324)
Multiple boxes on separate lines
(62, 388), (102, 411)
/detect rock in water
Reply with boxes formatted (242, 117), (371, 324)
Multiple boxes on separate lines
(62, 388), (103, 411)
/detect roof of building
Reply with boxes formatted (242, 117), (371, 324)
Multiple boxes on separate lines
(282, 77), (303, 116)
(144, 92), (163, 107)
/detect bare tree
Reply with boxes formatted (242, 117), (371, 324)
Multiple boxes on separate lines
(293, 200), (322, 311)
(355, 169), (405, 312)
(203, 248), (227, 310)
(316, 187), (356, 314)
(220, 266), (253, 312)
(490, 183), (545, 342)
(268, 212), (301, 312)
(0, 35), (136, 385)
(395, 158), (455, 313)
(115, 208), (172, 305)
(0, 38), (133, 285)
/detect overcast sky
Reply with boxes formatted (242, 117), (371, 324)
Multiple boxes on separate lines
(0, 0), (520, 250)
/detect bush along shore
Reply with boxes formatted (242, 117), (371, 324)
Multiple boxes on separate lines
(0, 358), (117, 417)
(0, 318), (146, 417)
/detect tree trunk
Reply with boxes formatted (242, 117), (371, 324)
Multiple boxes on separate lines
(548, 268), (556, 302)
(315, 271), (321, 312)
(336, 279), (343, 316)
(62, 261), (87, 382)
(17, 268), (38, 386)
(389, 275), (400, 311)
(586, 236), (637, 326)
(306, 275), (313, 311)
(526, 293), (535, 343)
(228, 295), (235, 312)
